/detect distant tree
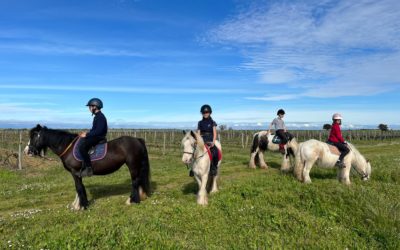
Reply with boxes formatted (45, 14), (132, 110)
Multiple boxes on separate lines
(323, 124), (332, 130)
(378, 124), (389, 132)
(219, 124), (227, 131)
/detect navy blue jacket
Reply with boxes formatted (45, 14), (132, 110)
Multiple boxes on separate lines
(86, 111), (108, 138)
(198, 117), (217, 143)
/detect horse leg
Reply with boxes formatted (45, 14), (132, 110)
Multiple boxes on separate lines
(126, 163), (140, 205)
(71, 174), (89, 210)
(210, 162), (220, 193)
(302, 161), (314, 184)
(197, 174), (209, 205)
(249, 150), (258, 169)
(340, 160), (352, 185)
(280, 154), (291, 173)
(258, 151), (268, 169)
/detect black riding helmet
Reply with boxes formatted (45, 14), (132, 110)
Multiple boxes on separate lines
(86, 98), (103, 109)
(200, 104), (212, 114)
(277, 109), (285, 115)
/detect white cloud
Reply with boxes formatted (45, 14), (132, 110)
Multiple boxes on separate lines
(0, 84), (252, 94)
(207, 0), (400, 98)
(246, 94), (300, 101)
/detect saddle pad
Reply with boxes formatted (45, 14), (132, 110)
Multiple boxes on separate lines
(73, 138), (108, 162)
(205, 146), (222, 162)
(272, 135), (281, 144)
(327, 144), (341, 156)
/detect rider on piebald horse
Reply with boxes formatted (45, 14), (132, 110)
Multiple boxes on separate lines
(78, 98), (108, 177)
(327, 113), (349, 168)
(268, 109), (293, 154)
(196, 104), (219, 176)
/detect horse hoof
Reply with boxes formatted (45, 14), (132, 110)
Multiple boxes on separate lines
(126, 197), (140, 205)
(197, 197), (208, 206)
(260, 165), (268, 169)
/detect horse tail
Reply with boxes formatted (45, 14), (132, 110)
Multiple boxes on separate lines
(250, 133), (259, 153)
(294, 145), (304, 181)
(138, 138), (151, 198)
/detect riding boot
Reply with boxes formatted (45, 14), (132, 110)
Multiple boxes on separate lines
(335, 160), (346, 168)
(279, 144), (285, 154)
(209, 162), (218, 176)
(80, 161), (93, 177)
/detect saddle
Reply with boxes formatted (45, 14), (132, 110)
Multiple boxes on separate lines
(326, 142), (341, 156)
(73, 138), (108, 162)
(205, 145), (222, 162)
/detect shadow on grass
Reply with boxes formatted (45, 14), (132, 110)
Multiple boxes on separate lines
(310, 170), (337, 180)
(182, 181), (198, 195)
(87, 180), (158, 200)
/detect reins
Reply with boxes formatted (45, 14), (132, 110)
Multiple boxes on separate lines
(59, 136), (80, 157)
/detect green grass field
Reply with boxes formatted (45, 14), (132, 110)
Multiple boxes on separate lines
(1, 140), (399, 249)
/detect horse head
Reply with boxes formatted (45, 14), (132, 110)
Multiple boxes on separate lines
(181, 130), (203, 165)
(362, 159), (372, 181)
(348, 143), (372, 181)
(28, 124), (48, 156)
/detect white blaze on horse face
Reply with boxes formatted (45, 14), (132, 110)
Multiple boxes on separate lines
(182, 137), (194, 164)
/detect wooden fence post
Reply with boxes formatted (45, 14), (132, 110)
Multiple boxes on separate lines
(163, 132), (166, 155)
(18, 131), (22, 170)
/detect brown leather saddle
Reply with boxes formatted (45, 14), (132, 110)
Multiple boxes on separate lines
(327, 143), (341, 156)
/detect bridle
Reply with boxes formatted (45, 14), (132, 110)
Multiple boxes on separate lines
(31, 130), (80, 158)
(183, 142), (208, 167)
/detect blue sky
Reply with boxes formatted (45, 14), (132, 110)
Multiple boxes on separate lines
(0, 0), (399, 129)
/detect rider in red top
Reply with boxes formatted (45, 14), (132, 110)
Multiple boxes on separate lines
(328, 113), (349, 168)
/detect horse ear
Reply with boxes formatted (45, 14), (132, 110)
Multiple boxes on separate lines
(190, 130), (197, 140)
(36, 124), (42, 129)
(182, 130), (186, 135)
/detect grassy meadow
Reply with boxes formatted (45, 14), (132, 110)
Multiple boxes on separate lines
(0, 136), (399, 249)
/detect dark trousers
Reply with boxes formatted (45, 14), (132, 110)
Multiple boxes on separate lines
(331, 142), (350, 161)
(78, 136), (104, 167)
(276, 130), (293, 144)
(209, 145), (219, 167)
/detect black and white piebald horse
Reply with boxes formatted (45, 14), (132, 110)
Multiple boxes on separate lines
(249, 131), (298, 172)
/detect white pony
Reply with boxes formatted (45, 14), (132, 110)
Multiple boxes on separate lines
(249, 131), (299, 172)
(181, 131), (222, 205)
(294, 139), (371, 184)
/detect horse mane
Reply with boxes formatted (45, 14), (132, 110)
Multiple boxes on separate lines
(183, 131), (205, 149)
(347, 143), (367, 166)
(42, 127), (78, 147)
